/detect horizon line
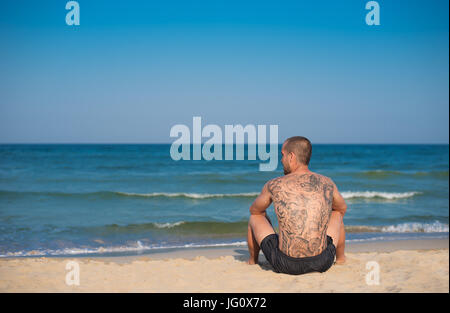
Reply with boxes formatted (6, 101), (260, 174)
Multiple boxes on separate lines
(0, 142), (448, 145)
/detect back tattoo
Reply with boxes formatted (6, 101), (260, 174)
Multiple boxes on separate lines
(267, 173), (334, 257)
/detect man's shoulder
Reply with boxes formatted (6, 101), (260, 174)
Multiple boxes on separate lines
(311, 172), (333, 184)
(265, 176), (285, 192)
(265, 173), (334, 192)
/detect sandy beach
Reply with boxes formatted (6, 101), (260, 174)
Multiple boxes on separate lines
(0, 239), (448, 293)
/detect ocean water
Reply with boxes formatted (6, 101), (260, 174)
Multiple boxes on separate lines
(0, 144), (448, 257)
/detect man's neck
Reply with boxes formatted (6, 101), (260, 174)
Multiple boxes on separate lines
(291, 165), (310, 175)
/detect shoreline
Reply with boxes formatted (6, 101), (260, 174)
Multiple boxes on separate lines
(87, 237), (449, 263)
(1, 235), (448, 260)
(0, 238), (448, 292)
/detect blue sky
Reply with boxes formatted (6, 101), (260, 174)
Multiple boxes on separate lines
(0, 0), (448, 143)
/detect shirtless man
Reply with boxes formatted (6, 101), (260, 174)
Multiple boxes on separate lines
(247, 136), (347, 275)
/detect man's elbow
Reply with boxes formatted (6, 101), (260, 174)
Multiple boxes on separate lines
(339, 204), (347, 217)
(249, 205), (264, 216)
(249, 206), (259, 215)
(333, 204), (347, 217)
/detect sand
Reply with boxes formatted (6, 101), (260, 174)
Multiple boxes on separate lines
(0, 239), (448, 293)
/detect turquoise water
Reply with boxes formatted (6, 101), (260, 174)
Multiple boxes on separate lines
(0, 144), (448, 257)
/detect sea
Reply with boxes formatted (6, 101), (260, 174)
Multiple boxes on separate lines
(0, 144), (448, 257)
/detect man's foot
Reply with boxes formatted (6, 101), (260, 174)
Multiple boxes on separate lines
(335, 255), (346, 265)
(247, 258), (258, 265)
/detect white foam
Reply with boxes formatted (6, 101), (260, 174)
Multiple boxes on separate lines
(346, 234), (449, 243)
(381, 221), (449, 233)
(117, 192), (259, 199)
(118, 190), (420, 200)
(153, 221), (186, 228)
(0, 241), (248, 258)
(341, 191), (420, 200)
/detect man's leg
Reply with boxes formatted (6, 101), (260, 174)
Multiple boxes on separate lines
(247, 213), (275, 265)
(336, 218), (346, 263)
(326, 211), (346, 264)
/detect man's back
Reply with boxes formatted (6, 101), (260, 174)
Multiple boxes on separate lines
(267, 172), (334, 258)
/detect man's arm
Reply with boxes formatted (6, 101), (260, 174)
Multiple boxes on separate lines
(331, 180), (347, 217)
(249, 182), (272, 216)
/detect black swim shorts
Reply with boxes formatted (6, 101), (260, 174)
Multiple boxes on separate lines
(260, 234), (336, 275)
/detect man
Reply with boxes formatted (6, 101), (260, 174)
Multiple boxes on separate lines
(247, 136), (347, 275)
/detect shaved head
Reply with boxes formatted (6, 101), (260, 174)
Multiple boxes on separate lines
(283, 136), (312, 166)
